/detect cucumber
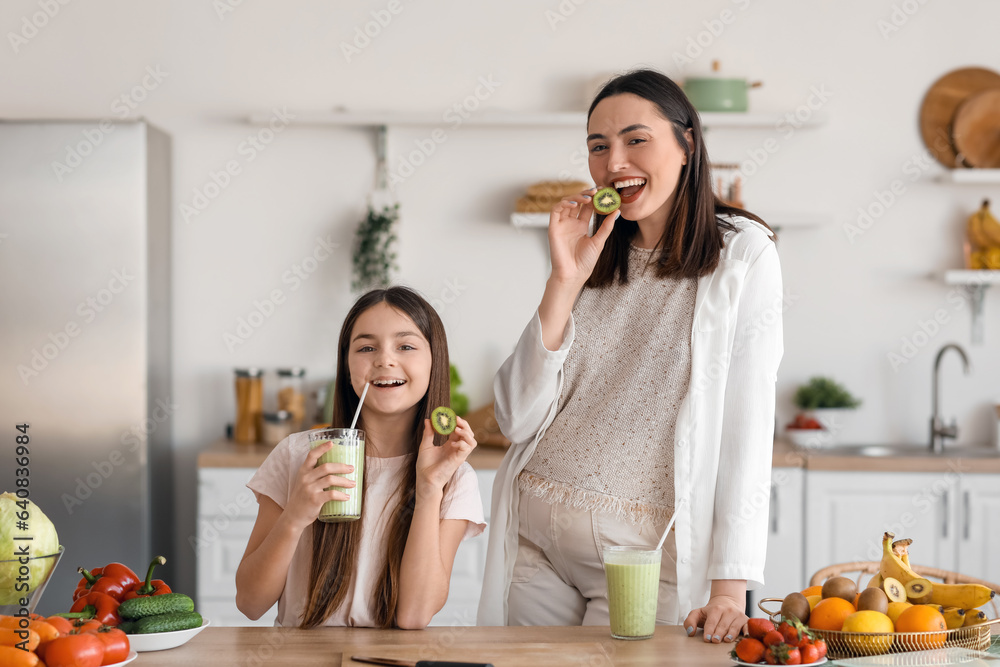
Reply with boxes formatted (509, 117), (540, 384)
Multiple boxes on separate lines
(134, 611), (203, 634)
(118, 620), (136, 634)
(118, 593), (195, 620)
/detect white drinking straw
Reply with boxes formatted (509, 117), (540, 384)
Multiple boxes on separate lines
(655, 497), (685, 552)
(350, 382), (370, 430)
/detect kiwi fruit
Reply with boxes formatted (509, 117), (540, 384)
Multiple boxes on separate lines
(882, 576), (907, 603)
(905, 578), (934, 604)
(592, 187), (621, 214)
(431, 406), (457, 436)
(857, 587), (890, 614)
(821, 576), (858, 603)
(780, 591), (811, 624)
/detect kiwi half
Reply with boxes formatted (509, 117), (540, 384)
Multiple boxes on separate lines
(592, 187), (621, 214)
(431, 406), (457, 436)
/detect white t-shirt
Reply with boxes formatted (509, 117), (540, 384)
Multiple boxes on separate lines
(246, 431), (486, 627)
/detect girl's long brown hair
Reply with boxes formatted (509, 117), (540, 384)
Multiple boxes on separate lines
(586, 68), (775, 288)
(299, 286), (450, 628)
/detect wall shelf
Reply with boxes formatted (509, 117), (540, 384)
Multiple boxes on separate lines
(942, 270), (1000, 344)
(248, 109), (826, 130)
(935, 170), (1000, 184)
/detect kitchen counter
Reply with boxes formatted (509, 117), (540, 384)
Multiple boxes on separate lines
(772, 437), (1000, 473)
(197, 438), (507, 471)
(134, 625), (728, 666)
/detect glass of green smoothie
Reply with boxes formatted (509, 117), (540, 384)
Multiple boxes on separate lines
(308, 428), (364, 522)
(603, 546), (661, 640)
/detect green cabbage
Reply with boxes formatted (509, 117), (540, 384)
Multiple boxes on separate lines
(0, 493), (60, 605)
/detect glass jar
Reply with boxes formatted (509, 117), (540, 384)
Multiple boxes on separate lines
(260, 410), (294, 447)
(234, 368), (263, 443)
(277, 367), (306, 431)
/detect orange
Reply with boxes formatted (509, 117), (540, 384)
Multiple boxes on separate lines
(894, 605), (947, 650)
(808, 597), (856, 631)
(842, 610), (894, 655)
(801, 585), (823, 597)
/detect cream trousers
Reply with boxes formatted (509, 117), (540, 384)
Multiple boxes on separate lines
(507, 491), (679, 626)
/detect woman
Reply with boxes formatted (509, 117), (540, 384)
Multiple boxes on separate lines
(477, 69), (783, 645)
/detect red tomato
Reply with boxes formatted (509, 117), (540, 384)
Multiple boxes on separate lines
(71, 620), (102, 634)
(800, 643), (819, 664)
(88, 626), (129, 665)
(763, 630), (785, 647)
(735, 637), (766, 663)
(747, 618), (776, 640)
(45, 616), (75, 635)
(44, 633), (104, 667)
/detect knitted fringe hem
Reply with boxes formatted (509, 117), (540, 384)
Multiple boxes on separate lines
(517, 472), (673, 527)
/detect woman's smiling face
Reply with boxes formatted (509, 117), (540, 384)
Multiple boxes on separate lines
(587, 93), (690, 226)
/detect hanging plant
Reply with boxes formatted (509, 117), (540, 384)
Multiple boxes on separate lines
(351, 201), (399, 293)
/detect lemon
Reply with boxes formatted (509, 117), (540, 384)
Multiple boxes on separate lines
(887, 601), (912, 625)
(841, 610), (894, 655)
(806, 594), (822, 611)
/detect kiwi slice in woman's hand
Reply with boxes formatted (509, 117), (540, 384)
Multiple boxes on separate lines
(431, 406), (457, 436)
(592, 187), (621, 214)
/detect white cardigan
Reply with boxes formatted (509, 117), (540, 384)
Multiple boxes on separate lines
(477, 217), (784, 626)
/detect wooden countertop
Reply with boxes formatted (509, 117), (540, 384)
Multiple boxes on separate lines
(198, 438), (507, 471)
(133, 625), (728, 666)
(198, 437), (1000, 474)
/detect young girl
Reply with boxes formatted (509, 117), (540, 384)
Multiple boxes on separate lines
(236, 286), (485, 629)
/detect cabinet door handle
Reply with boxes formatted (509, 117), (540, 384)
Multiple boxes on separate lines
(770, 484), (778, 534)
(963, 490), (970, 541)
(942, 490), (949, 539)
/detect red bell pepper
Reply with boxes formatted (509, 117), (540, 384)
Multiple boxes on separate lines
(64, 591), (122, 626)
(121, 556), (171, 600)
(73, 563), (140, 601)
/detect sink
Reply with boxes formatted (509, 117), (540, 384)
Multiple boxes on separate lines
(821, 444), (1000, 458)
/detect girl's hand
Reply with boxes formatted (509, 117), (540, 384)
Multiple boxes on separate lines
(283, 440), (357, 531)
(415, 416), (477, 498)
(548, 188), (620, 287)
(683, 594), (747, 644)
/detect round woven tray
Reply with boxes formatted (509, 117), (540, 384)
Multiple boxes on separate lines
(758, 598), (998, 659)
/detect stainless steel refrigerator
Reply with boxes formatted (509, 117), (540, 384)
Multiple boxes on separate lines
(0, 120), (173, 613)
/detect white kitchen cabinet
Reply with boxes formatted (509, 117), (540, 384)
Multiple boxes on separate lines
(957, 473), (1000, 585)
(196, 467), (277, 627)
(804, 471), (959, 583)
(750, 468), (805, 617)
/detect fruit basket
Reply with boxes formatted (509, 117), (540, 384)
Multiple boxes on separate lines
(758, 598), (998, 659)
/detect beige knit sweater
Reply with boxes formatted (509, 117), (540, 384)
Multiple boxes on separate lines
(519, 243), (697, 525)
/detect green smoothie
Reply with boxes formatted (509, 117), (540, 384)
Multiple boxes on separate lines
(604, 547), (661, 640)
(309, 429), (364, 522)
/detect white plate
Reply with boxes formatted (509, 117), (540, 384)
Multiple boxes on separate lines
(106, 651), (138, 667)
(731, 657), (826, 666)
(127, 618), (210, 652)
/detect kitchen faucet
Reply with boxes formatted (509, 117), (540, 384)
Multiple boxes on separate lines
(930, 343), (971, 454)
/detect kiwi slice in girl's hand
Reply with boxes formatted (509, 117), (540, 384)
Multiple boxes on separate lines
(431, 406), (457, 436)
(592, 187), (621, 214)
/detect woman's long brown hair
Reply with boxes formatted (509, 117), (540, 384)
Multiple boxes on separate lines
(299, 286), (451, 628)
(585, 68), (775, 288)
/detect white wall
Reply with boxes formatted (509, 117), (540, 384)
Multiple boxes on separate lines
(4, 0), (999, 600)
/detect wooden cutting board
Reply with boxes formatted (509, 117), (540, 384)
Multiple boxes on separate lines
(952, 88), (1000, 168)
(345, 642), (613, 666)
(919, 67), (1000, 167)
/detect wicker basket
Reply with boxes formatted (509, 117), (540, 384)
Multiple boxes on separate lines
(758, 598), (999, 659)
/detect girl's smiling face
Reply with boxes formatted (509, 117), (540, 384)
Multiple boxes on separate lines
(347, 302), (432, 420)
(587, 92), (690, 227)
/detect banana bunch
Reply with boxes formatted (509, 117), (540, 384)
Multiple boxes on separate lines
(966, 199), (1000, 269)
(879, 532), (996, 609)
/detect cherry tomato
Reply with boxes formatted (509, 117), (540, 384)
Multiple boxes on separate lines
(44, 633), (104, 667)
(87, 626), (129, 665)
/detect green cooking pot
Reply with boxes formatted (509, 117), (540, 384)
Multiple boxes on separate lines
(683, 77), (763, 113)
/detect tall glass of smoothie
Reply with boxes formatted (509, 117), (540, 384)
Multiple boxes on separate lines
(603, 546), (661, 640)
(308, 428), (364, 522)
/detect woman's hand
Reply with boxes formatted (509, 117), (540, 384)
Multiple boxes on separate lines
(415, 416), (477, 499)
(283, 440), (356, 531)
(547, 188), (620, 287)
(683, 594), (748, 644)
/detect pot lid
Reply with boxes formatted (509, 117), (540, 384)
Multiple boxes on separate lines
(918, 66), (1000, 168)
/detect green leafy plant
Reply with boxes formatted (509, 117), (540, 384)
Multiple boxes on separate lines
(794, 376), (862, 410)
(450, 363), (469, 416)
(351, 202), (399, 293)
